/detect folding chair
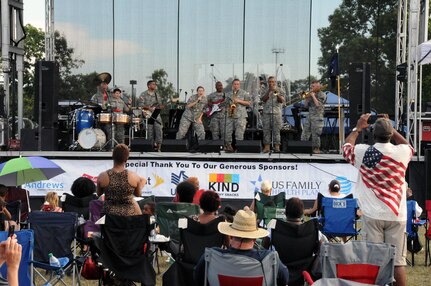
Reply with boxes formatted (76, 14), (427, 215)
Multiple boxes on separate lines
(320, 241), (395, 285)
(320, 197), (359, 242)
(269, 219), (320, 286)
(406, 200), (427, 266)
(62, 193), (97, 220)
(83, 199), (104, 238)
(28, 211), (79, 286)
(0, 229), (34, 286)
(254, 192), (286, 226)
(6, 200), (21, 225)
(203, 248), (278, 286)
(425, 200), (431, 266)
(93, 214), (156, 286)
(166, 216), (225, 286)
(6, 187), (30, 226)
(155, 202), (200, 242)
(137, 195), (156, 211)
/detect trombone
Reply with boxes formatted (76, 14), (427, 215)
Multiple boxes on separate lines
(286, 84), (327, 105)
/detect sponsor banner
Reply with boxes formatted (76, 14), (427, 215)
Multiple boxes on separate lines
(24, 159), (358, 200)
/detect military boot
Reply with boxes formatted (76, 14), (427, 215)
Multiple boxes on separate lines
(156, 143), (162, 152)
(225, 144), (234, 153)
(263, 144), (270, 153)
(274, 144), (281, 153)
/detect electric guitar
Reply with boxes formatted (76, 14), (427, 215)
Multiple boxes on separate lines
(206, 98), (225, 117)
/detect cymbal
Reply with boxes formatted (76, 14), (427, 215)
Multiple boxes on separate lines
(94, 72), (112, 85)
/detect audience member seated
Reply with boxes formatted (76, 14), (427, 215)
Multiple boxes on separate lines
(174, 181), (196, 204)
(194, 206), (289, 286)
(197, 190), (221, 224)
(0, 236), (22, 286)
(304, 179), (353, 216)
(407, 186), (423, 217)
(250, 180), (272, 212)
(172, 177), (205, 204)
(219, 205), (237, 223)
(3, 186), (30, 224)
(41, 192), (63, 212)
(96, 144), (146, 216)
(70, 176), (97, 199)
(143, 202), (156, 216)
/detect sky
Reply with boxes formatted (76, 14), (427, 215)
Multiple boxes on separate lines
(23, 0), (342, 100)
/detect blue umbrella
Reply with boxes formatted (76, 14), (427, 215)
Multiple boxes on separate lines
(0, 156), (65, 186)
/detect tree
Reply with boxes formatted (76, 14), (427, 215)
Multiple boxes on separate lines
(151, 69), (178, 104)
(290, 75), (318, 96)
(317, 0), (398, 115)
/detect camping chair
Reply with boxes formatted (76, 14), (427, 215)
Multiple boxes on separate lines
(406, 200), (426, 266)
(155, 202), (200, 242)
(203, 247), (278, 286)
(254, 192), (286, 226)
(163, 216), (225, 286)
(6, 187), (30, 227)
(62, 193), (97, 220)
(93, 213), (156, 286)
(83, 199), (104, 238)
(137, 195), (156, 211)
(269, 219), (320, 286)
(320, 197), (359, 242)
(28, 211), (79, 286)
(6, 200), (21, 225)
(0, 229), (34, 286)
(320, 241), (395, 285)
(425, 200), (431, 266)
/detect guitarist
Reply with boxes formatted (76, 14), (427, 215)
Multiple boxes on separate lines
(207, 81), (226, 140)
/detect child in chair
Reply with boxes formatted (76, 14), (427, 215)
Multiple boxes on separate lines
(41, 192), (63, 212)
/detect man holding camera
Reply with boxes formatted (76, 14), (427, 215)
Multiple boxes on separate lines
(343, 113), (413, 286)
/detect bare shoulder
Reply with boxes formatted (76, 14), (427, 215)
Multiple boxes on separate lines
(97, 171), (109, 187)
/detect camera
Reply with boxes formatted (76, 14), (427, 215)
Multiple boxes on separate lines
(367, 114), (385, 124)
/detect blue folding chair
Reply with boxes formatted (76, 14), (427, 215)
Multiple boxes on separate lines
(28, 211), (79, 286)
(320, 197), (359, 241)
(406, 200), (426, 266)
(0, 229), (34, 286)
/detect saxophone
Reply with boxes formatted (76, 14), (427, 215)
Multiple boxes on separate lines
(228, 90), (237, 117)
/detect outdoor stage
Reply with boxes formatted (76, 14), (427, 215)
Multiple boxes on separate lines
(0, 150), (427, 212)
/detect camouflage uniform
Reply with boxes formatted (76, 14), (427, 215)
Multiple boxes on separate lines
(137, 90), (163, 145)
(91, 90), (109, 110)
(176, 93), (207, 140)
(110, 98), (129, 144)
(207, 91), (226, 140)
(261, 89), (285, 145)
(301, 91), (327, 149)
(91, 90), (111, 148)
(225, 89), (251, 144)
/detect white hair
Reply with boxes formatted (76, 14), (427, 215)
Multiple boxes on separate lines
(260, 180), (272, 194)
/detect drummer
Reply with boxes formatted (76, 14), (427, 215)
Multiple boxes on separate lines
(111, 88), (131, 144)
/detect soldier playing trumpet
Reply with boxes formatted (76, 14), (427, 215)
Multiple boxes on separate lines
(260, 76), (285, 153)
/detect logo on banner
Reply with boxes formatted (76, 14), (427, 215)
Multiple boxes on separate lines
(171, 171), (188, 185)
(153, 173), (164, 188)
(249, 174), (264, 192)
(208, 173), (239, 194)
(82, 173), (98, 184)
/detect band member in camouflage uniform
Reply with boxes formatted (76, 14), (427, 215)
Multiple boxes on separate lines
(207, 81), (226, 140)
(301, 80), (327, 153)
(176, 86), (207, 140)
(137, 80), (164, 151)
(224, 79), (252, 152)
(91, 74), (112, 148)
(261, 76), (285, 153)
(110, 88), (131, 144)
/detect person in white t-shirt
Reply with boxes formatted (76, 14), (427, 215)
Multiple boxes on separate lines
(343, 114), (413, 286)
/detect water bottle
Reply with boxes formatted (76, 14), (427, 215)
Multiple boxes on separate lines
(48, 253), (61, 267)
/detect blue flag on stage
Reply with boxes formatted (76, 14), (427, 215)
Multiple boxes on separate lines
(328, 53), (339, 88)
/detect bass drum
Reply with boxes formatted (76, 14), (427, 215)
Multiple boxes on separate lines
(78, 128), (106, 150)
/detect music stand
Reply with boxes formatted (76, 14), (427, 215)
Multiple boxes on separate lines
(148, 108), (161, 125)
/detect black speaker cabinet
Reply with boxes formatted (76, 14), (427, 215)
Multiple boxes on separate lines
(130, 138), (154, 152)
(162, 139), (188, 152)
(285, 140), (313, 154)
(235, 140), (261, 153)
(34, 61), (59, 128)
(20, 128), (58, 151)
(349, 62), (371, 129)
(198, 140), (223, 153)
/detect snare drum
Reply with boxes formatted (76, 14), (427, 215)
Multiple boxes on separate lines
(98, 113), (111, 124)
(76, 109), (94, 134)
(78, 128), (106, 149)
(113, 113), (130, 124)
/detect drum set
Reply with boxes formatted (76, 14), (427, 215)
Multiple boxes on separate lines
(68, 101), (145, 151)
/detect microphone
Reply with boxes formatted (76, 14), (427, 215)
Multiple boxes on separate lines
(223, 92), (225, 98)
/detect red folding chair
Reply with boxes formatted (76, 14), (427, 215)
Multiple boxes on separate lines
(425, 200), (431, 266)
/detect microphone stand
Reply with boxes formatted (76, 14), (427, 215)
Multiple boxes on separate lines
(223, 92), (228, 149)
(270, 90), (275, 154)
(102, 92), (118, 150)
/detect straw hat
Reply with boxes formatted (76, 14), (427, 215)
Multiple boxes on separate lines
(218, 206), (269, 239)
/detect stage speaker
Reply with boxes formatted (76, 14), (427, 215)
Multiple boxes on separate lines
(162, 139), (188, 152)
(235, 140), (261, 153)
(285, 140), (313, 154)
(426, 149), (431, 200)
(20, 128), (58, 151)
(34, 61), (59, 128)
(198, 140), (223, 153)
(349, 62), (371, 131)
(130, 138), (153, 152)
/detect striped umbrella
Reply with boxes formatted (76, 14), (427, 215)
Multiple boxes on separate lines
(0, 156), (65, 186)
